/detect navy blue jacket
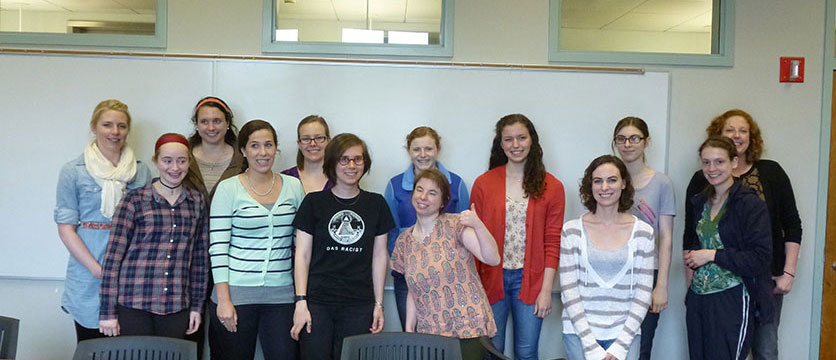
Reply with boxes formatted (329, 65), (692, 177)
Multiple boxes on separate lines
(684, 179), (775, 322)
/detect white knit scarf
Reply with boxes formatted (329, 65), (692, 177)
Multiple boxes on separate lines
(84, 139), (138, 219)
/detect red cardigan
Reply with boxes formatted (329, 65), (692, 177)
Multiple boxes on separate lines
(471, 165), (565, 305)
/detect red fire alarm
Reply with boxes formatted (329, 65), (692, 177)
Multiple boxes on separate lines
(779, 57), (804, 83)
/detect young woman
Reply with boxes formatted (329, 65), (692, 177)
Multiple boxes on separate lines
(184, 96), (244, 359)
(186, 96), (244, 203)
(470, 114), (565, 360)
(281, 115), (334, 193)
(559, 155), (655, 360)
(54, 99), (151, 342)
(291, 133), (394, 360)
(98, 133), (208, 338)
(208, 120), (305, 360)
(684, 110), (801, 360)
(384, 126), (470, 330)
(612, 117), (676, 359)
(390, 168), (498, 360)
(683, 136), (773, 360)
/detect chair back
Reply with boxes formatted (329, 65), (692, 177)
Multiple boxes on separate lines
(0, 315), (19, 359)
(340, 332), (463, 360)
(72, 336), (197, 360)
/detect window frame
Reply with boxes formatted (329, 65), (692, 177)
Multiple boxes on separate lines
(548, 0), (734, 66)
(0, 0), (167, 48)
(261, 0), (454, 57)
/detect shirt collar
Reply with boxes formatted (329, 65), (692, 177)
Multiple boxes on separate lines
(401, 162), (453, 191)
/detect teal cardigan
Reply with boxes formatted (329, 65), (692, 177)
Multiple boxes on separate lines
(209, 174), (305, 287)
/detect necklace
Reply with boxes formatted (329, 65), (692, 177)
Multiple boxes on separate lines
(414, 221), (435, 240)
(332, 191), (360, 206)
(158, 178), (182, 190)
(246, 170), (275, 197)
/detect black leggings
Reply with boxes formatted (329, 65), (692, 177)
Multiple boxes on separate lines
(117, 305), (190, 338)
(208, 301), (297, 360)
(74, 322), (106, 343)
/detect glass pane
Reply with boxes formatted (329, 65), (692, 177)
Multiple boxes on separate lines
(0, 0), (156, 35)
(275, 0), (442, 45)
(560, 0), (715, 54)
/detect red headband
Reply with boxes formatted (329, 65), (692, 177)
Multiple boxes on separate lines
(155, 134), (190, 152)
(195, 98), (231, 114)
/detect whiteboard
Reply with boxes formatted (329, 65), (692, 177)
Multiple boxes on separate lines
(0, 54), (669, 279)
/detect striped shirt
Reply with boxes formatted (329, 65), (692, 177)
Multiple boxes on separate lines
(559, 216), (655, 360)
(99, 183), (209, 320)
(209, 174), (305, 287)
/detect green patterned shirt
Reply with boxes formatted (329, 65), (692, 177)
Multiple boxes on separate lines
(691, 202), (744, 295)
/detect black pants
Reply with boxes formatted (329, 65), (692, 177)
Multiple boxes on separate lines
(686, 284), (753, 360)
(299, 302), (373, 360)
(74, 322), (106, 343)
(208, 301), (297, 360)
(117, 305), (190, 338)
(639, 270), (660, 360)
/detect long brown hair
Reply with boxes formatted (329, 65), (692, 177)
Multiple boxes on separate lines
(489, 114), (547, 199)
(188, 96), (237, 148)
(579, 155), (634, 213)
(296, 115), (331, 170)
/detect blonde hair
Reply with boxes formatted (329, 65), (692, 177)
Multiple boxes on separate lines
(90, 99), (132, 130)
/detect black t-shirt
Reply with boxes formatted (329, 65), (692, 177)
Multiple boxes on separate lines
(293, 189), (395, 305)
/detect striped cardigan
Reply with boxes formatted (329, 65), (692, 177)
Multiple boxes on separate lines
(209, 174), (305, 287)
(559, 216), (655, 360)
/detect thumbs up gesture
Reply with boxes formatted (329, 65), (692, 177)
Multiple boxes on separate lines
(459, 204), (483, 229)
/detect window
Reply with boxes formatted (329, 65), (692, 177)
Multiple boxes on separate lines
(549, 0), (734, 66)
(0, 0), (166, 47)
(262, 0), (453, 57)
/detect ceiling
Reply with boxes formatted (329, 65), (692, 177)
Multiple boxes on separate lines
(277, 0), (442, 24)
(562, 0), (713, 33)
(0, 0), (155, 14)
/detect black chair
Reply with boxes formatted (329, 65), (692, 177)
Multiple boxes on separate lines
(478, 337), (509, 360)
(72, 336), (197, 360)
(341, 332), (463, 360)
(0, 316), (19, 359)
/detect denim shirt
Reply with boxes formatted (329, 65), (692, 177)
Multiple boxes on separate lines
(54, 153), (151, 328)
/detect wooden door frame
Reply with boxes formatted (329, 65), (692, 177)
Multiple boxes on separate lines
(813, 1), (836, 358)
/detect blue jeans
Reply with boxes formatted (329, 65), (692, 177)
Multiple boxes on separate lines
(392, 270), (408, 331)
(490, 269), (543, 360)
(639, 270), (660, 360)
(562, 333), (641, 360)
(750, 293), (783, 360)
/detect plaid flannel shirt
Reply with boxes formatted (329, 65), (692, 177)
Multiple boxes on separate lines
(100, 183), (208, 320)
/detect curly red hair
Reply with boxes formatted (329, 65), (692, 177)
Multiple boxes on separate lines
(706, 109), (763, 164)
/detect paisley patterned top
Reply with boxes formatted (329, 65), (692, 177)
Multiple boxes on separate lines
(691, 202), (744, 295)
(390, 213), (497, 339)
(502, 196), (528, 269)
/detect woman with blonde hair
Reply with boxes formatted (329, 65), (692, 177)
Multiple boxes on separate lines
(54, 99), (151, 341)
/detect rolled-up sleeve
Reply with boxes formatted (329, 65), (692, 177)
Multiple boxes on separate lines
(55, 163), (80, 225)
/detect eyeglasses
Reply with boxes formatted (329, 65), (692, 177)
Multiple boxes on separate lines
(614, 135), (645, 145)
(299, 135), (328, 145)
(338, 156), (364, 166)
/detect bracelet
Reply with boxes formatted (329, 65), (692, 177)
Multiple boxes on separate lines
(784, 270), (795, 278)
(374, 301), (384, 309)
(294, 295), (307, 302)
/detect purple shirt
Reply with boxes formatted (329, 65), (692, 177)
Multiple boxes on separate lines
(281, 166), (335, 192)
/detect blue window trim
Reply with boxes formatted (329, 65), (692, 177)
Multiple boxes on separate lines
(0, 0), (167, 48)
(548, 0), (734, 67)
(261, 0), (453, 57)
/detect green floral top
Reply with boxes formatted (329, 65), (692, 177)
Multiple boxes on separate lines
(691, 202), (744, 295)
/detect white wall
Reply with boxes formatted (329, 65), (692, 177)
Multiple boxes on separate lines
(0, 0), (826, 359)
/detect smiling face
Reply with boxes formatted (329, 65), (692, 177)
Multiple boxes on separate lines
(722, 115), (750, 158)
(591, 163), (625, 209)
(335, 145), (365, 186)
(154, 142), (190, 187)
(195, 106), (229, 146)
(297, 121), (329, 163)
(409, 135), (439, 173)
(614, 125), (647, 163)
(500, 122), (532, 165)
(92, 110), (130, 154)
(242, 129), (277, 174)
(412, 177), (444, 217)
(701, 146), (738, 187)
